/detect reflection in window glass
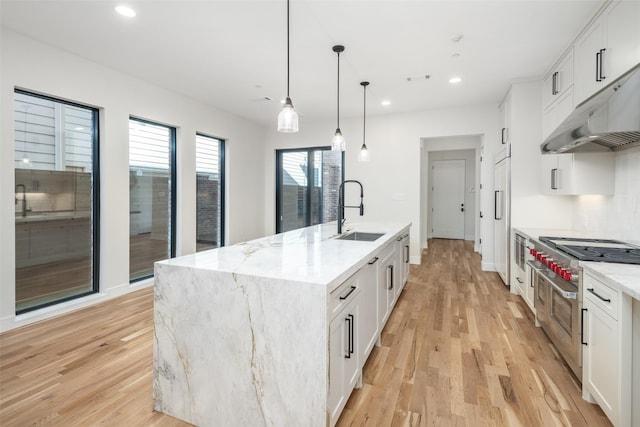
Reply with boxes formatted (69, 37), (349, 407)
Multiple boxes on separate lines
(14, 90), (98, 313)
(196, 134), (225, 252)
(128, 118), (175, 282)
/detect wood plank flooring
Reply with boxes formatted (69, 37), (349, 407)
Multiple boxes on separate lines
(0, 239), (610, 426)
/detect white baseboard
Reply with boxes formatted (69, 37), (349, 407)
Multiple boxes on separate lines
(481, 261), (496, 272)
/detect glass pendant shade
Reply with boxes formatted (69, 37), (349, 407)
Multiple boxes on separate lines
(277, 0), (299, 133)
(331, 128), (345, 151)
(278, 97), (299, 132)
(358, 144), (370, 162)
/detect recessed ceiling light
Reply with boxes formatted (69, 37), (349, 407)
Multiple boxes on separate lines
(381, 100), (391, 106)
(449, 76), (462, 84)
(115, 5), (136, 18)
(451, 53), (461, 59)
(451, 34), (464, 43)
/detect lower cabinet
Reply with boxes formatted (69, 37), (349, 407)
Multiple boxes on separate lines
(395, 232), (410, 294)
(359, 256), (380, 363)
(329, 282), (360, 426)
(582, 273), (632, 427)
(378, 243), (397, 328)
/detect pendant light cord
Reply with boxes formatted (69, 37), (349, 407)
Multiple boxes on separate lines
(336, 50), (340, 128)
(286, 0), (290, 98)
(363, 84), (366, 145)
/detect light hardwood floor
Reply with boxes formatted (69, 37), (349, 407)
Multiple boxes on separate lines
(0, 239), (610, 426)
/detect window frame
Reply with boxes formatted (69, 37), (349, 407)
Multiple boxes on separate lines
(195, 132), (225, 249)
(128, 116), (177, 283)
(14, 88), (100, 314)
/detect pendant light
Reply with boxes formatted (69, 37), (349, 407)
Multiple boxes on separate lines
(277, 0), (299, 133)
(358, 81), (370, 162)
(331, 45), (345, 151)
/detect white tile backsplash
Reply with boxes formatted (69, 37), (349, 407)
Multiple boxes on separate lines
(572, 146), (640, 243)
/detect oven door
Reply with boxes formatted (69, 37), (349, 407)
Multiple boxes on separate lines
(539, 270), (582, 379)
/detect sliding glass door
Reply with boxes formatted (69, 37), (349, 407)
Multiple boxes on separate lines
(276, 147), (343, 233)
(14, 90), (99, 313)
(128, 118), (176, 282)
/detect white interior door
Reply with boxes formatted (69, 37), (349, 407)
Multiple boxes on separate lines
(432, 160), (465, 239)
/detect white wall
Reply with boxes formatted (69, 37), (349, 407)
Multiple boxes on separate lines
(265, 104), (500, 265)
(0, 29), (266, 331)
(571, 146), (640, 243)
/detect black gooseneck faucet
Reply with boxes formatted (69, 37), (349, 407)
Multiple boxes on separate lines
(337, 180), (364, 234)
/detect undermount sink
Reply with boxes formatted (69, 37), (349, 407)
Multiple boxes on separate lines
(336, 232), (384, 242)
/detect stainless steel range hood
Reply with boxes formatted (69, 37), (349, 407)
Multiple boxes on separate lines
(541, 63), (640, 154)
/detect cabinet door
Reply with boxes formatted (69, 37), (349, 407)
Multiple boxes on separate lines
(328, 313), (347, 424)
(499, 95), (511, 145)
(378, 248), (396, 327)
(575, 18), (605, 104)
(328, 296), (360, 426)
(604, 0), (640, 83)
(583, 297), (619, 425)
(358, 258), (379, 363)
(543, 49), (575, 110)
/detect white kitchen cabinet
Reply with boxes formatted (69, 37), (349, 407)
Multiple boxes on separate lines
(575, 0), (640, 105)
(582, 273), (632, 427)
(494, 148), (510, 286)
(499, 93), (511, 145)
(358, 256), (379, 363)
(540, 152), (614, 195)
(329, 276), (361, 426)
(542, 86), (574, 140)
(377, 243), (397, 328)
(543, 48), (574, 111)
(395, 231), (410, 295)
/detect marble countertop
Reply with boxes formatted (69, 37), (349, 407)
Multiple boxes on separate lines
(581, 262), (640, 300)
(157, 221), (411, 291)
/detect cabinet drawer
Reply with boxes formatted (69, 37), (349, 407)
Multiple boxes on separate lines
(584, 273), (618, 320)
(329, 272), (361, 320)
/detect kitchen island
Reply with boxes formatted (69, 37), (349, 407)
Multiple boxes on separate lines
(153, 222), (411, 427)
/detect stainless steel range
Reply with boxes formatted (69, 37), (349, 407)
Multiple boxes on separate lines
(527, 236), (640, 382)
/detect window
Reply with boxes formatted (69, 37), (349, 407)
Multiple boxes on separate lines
(196, 134), (225, 251)
(276, 147), (343, 233)
(14, 89), (99, 313)
(128, 118), (176, 282)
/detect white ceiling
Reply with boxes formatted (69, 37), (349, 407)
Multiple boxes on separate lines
(1, 0), (603, 127)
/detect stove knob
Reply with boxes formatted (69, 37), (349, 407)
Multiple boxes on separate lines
(563, 271), (573, 281)
(530, 248), (536, 256)
(546, 259), (554, 268)
(553, 264), (560, 274)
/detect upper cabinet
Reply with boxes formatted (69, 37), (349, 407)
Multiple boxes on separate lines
(540, 153), (614, 195)
(574, 0), (640, 105)
(542, 49), (575, 140)
(543, 49), (574, 111)
(499, 92), (511, 145)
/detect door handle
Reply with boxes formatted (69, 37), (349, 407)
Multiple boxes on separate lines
(581, 308), (588, 346)
(551, 168), (559, 190)
(461, 203), (464, 212)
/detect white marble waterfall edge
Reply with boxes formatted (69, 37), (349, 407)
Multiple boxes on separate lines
(154, 264), (327, 426)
